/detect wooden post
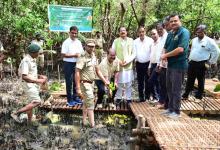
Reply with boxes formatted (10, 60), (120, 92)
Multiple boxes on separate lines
(137, 114), (145, 128)
(58, 64), (60, 83)
(129, 114), (147, 150)
(10, 63), (13, 78)
(136, 114), (145, 149)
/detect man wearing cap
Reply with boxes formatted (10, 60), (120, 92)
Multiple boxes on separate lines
(61, 26), (84, 106)
(11, 44), (47, 123)
(31, 32), (44, 70)
(94, 31), (105, 63)
(75, 39), (109, 127)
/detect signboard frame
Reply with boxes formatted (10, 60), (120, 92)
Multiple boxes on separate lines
(48, 4), (93, 32)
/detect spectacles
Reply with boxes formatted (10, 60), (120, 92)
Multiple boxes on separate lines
(87, 45), (95, 48)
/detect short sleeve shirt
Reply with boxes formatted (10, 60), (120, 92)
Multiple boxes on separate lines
(19, 54), (38, 80)
(164, 26), (190, 70)
(76, 51), (98, 82)
(98, 57), (120, 80)
(61, 38), (84, 62)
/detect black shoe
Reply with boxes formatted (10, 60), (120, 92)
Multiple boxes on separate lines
(115, 99), (121, 110)
(115, 99), (121, 104)
(139, 98), (145, 102)
(195, 95), (202, 100)
(182, 93), (188, 100)
(126, 100), (132, 109)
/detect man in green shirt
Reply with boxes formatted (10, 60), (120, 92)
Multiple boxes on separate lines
(161, 14), (190, 119)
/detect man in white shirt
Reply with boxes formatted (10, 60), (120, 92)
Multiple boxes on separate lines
(182, 25), (220, 100)
(112, 27), (135, 106)
(148, 29), (163, 101)
(133, 26), (153, 102)
(156, 23), (168, 45)
(156, 22), (169, 109)
(61, 26), (84, 106)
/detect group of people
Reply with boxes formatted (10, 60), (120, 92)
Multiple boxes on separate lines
(10, 13), (220, 127)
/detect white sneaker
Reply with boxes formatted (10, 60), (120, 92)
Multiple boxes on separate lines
(167, 112), (180, 119)
(97, 104), (103, 109)
(109, 103), (116, 109)
(149, 99), (158, 104)
(193, 98), (201, 103)
(160, 109), (171, 116)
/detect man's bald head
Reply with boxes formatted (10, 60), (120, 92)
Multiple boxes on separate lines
(107, 48), (116, 63)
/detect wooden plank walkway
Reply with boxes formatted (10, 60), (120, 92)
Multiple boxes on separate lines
(130, 102), (220, 149)
(42, 95), (220, 115)
(130, 102), (189, 119)
(41, 97), (131, 113)
(195, 79), (220, 98)
(180, 96), (220, 114)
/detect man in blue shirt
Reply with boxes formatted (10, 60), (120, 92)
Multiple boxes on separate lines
(161, 14), (190, 119)
(182, 25), (220, 100)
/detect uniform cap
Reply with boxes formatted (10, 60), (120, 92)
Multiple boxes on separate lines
(86, 39), (96, 47)
(27, 44), (41, 53)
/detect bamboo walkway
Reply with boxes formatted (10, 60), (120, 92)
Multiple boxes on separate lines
(181, 96), (220, 114)
(41, 96), (131, 113)
(130, 102), (220, 150)
(195, 79), (220, 98)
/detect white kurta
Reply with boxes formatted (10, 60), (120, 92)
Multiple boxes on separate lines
(112, 38), (135, 83)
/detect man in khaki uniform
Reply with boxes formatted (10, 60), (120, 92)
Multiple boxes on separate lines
(11, 44), (47, 123)
(96, 49), (119, 109)
(75, 39), (109, 128)
(31, 33), (44, 72)
(94, 31), (105, 63)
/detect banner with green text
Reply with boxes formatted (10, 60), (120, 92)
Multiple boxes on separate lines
(48, 5), (93, 32)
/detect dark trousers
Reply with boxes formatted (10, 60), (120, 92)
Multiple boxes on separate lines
(95, 80), (105, 104)
(148, 63), (160, 100)
(158, 68), (168, 106)
(136, 61), (150, 101)
(63, 61), (76, 102)
(166, 68), (185, 114)
(184, 60), (206, 98)
(95, 78), (116, 104)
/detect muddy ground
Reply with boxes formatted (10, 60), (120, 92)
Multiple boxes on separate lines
(0, 110), (137, 150)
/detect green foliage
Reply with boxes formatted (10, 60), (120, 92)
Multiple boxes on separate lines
(214, 84), (220, 92)
(109, 81), (116, 92)
(104, 114), (130, 126)
(49, 81), (62, 91)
